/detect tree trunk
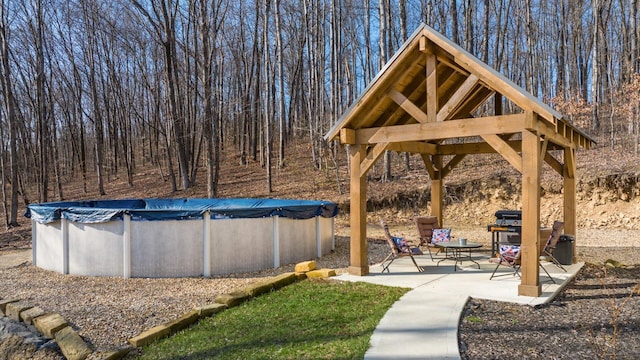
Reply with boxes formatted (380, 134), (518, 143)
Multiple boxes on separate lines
(1, 132), (8, 228)
(35, 0), (49, 202)
(591, 0), (601, 131)
(199, 0), (215, 197)
(450, 0), (459, 43)
(0, 5), (20, 226)
(82, 1), (106, 196)
(263, 0), (272, 193)
(633, 0), (639, 73)
(275, 0), (286, 168)
(379, 0), (391, 181)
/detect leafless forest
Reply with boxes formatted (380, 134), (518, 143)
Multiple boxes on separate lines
(1, 0), (639, 229)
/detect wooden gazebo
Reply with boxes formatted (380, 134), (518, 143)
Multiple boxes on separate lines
(324, 24), (595, 297)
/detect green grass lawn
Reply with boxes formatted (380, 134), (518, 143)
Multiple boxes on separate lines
(136, 279), (408, 360)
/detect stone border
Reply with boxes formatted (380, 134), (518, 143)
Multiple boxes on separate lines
(1, 260), (336, 360)
(0, 299), (95, 360)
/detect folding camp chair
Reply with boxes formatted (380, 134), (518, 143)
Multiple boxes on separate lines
(415, 216), (451, 261)
(541, 221), (567, 272)
(489, 244), (522, 280)
(490, 244), (555, 283)
(380, 220), (424, 273)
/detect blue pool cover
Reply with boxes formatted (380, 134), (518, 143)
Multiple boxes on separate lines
(25, 198), (339, 224)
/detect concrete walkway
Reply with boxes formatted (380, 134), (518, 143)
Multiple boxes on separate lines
(335, 254), (583, 360)
(0, 250), (31, 269)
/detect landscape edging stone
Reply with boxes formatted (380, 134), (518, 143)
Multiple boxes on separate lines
(54, 325), (93, 360)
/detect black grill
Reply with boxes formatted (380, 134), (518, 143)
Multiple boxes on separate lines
(488, 210), (522, 256)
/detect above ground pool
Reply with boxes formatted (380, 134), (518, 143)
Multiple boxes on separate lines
(26, 198), (338, 278)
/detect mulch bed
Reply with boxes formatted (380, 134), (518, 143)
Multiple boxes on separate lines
(459, 263), (640, 359)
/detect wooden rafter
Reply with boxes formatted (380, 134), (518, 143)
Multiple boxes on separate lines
(437, 74), (480, 122)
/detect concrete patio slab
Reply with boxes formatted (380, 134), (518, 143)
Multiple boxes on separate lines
(335, 253), (583, 360)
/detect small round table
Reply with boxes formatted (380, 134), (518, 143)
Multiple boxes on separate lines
(434, 241), (482, 271)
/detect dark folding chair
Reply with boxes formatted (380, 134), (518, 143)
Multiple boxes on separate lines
(380, 220), (424, 273)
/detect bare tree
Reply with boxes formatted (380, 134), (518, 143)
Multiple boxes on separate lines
(275, 0), (286, 168)
(0, 0), (20, 226)
(197, 0), (225, 197)
(132, 0), (192, 190)
(262, 0), (272, 193)
(81, 0), (106, 195)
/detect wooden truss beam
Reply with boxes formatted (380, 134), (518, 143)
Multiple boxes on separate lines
(387, 141), (437, 154)
(437, 74), (480, 122)
(351, 114), (526, 145)
(426, 51), (438, 123)
(387, 89), (428, 123)
(360, 143), (389, 175)
(481, 134), (522, 173)
(441, 154), (466, 178)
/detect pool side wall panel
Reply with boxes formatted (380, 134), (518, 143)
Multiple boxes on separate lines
(209, 217), (274, 275)
(68, 221), (124, 276)
(319, 216), (335, 254)
(278, 217), (317, 265)
(130, 219), (204, 277)
(34, 221), (64, 273)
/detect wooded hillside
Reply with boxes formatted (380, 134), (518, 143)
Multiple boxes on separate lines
(1, 0), (639, 229)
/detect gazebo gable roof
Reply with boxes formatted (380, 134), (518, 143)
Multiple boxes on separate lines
(324, 24), (595, 151)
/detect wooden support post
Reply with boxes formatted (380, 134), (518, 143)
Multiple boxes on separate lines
(519, 127), (542, 297)
(563, 147), (577, 263)
(431, 155), (443, 227)
(349, 145), (369, 276)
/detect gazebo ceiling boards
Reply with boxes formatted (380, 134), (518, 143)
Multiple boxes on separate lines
(325, 24), (595, 297)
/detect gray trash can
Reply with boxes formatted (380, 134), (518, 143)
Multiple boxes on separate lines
(554, 235), (574, 265)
